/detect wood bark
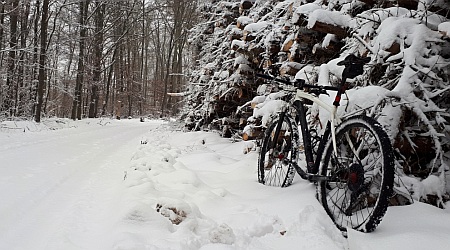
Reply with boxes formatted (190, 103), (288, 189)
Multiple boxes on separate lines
(71, 0), (89, 120)
(5, 0), (19, 116)
(35, 0), (49, 122)
(309, 21), (348, 38)
(31, 0), (40, 117)
(16, 1), (30, 116)
(0, 3), (4, 67)
(89, 1), (105, 118)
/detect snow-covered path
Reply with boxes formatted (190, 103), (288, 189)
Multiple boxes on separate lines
(0, 119), (157, 249)
(1, 118), (450, 250)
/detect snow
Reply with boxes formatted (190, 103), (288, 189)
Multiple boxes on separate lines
(231, 39), (246, 50)
(234, 56), (249, 67)
(422, 175), (446, 199)
(236, 16), (253, 27)
(295, 64), (319, 83)
(280, 62), (303, 74)
(439, 21), (450, 36)
(214, 71), (229, 80)
(243, 21), (270, 33)
(230, 27), (243, 37)
(322, 34), (338, 48)
(253, 99), (286, 127)
(1, 118), (450, 249)
(295, 3), (321, 16)
(356, 7), (411, 38)
(307, 9), (353, 29)
(373, 17), (443, 65)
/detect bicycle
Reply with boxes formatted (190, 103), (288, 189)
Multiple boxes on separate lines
(257, 55), (395, 233)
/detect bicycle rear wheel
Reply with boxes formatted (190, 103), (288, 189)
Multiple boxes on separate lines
(318, 115), (394, 232)
(258, 114), (299, 187)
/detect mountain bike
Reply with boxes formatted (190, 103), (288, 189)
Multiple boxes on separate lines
(257, 55), (395, 233)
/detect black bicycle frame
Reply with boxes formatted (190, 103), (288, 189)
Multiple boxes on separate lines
(268, 75), (348, 182)
(290, 100), (332, 181)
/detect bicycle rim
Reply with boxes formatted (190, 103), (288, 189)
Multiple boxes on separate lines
(258, 115), (298, 187)
(318, 116), (394, 232)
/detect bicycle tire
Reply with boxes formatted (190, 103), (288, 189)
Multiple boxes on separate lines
(258, 114), (299, 187)
(318, 115), (394, 232)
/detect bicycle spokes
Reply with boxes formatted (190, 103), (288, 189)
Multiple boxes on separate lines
(258, 114), (298, 188)
(263, 135), (291, 185)
(319, 116), (394, 232)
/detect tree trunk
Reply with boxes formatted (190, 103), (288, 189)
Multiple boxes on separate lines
(35, 0), (49, 122)
(89, 1), (104, 118)
(5, 0), (19, 117)
(71, 0), (89, 120)
(101, 47), (117, 116)
(0, 3), (4, 68)
(16, 1), (30, 117)
(31, 0), (40, 117)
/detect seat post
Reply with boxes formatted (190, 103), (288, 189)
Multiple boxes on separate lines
(333, 77), (348, 107)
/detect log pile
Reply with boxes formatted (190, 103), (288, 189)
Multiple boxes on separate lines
(186, 0), (450, 209)
(188, 0), (450, 145)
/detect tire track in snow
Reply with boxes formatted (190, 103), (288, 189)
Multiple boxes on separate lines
(0, 120), (161, 250)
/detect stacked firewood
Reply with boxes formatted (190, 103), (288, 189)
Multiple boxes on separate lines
(188, 0), (450, 207)
(189, 0), (449, 139)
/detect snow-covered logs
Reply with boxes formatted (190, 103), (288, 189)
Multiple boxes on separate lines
(187, 0), (450, 207)
(240, 0), (255, 12)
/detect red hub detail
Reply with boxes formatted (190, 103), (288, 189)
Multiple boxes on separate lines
(349, 172), (358, 184)
(347, 163), (364, 192)
(278, 153), (284, 160)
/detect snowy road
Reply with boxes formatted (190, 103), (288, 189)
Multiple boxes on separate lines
(1, 119), (450, 250)
(0, 119), (157, 250)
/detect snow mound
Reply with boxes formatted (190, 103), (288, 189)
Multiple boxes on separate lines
(118, 132), (233, 249)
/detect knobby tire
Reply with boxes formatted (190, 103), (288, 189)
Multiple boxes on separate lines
(258, 114), (298, 187)
(318, 115), (394, 232)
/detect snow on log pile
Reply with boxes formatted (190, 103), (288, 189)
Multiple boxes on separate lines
(440, 22), (450, 38)
(187, 1), (450, 206)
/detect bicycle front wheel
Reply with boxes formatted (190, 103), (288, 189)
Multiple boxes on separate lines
(318, 115), (394, 232)
(258, 114), (299, 187)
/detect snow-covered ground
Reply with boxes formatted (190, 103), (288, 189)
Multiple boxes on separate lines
(1, 118), (450, 250)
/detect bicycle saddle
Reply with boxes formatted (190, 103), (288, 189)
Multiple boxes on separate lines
(338, 54), (370, 79)
(337, 54), (370, 66)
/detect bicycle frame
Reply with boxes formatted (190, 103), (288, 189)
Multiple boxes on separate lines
(293, 88), (341, 157)
(277, 85), (343, 180)
(257, 56), (394, 233)
(256, 72), (360, 180)
(287, 82), (366, 184)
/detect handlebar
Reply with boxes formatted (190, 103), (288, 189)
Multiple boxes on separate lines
(256, 54), (369, 107)
(255, 73), (339, 92)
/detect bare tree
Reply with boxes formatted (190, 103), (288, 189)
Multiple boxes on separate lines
(0, 0), (198, 121)
(150, 0), (198, 116)
(88, 0), (105, 118)
(4, 0), (19, 117)
(35, 0), (49, 123)
(71, 0), (90, 120)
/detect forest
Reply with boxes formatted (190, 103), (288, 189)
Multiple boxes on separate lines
(0, 0), (449, 207)
(0, 0), (198, 122)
